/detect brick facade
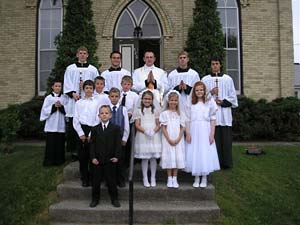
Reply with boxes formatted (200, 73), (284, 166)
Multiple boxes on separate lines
(0, 0), (294, 109)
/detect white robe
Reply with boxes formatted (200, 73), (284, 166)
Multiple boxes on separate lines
(40, 93), (68, 133)
(202, 74), (238, 126)
(63, 63), (99, 117)
(101, 68), (131, 92)
(167, 68), (200, 112)
(132, 65), (169, 104)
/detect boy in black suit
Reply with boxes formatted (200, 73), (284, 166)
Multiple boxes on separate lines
(89, 105), (122, 208)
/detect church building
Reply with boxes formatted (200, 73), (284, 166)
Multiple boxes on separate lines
(0, 0), (294, 109)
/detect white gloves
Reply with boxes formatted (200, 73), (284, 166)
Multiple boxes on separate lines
(144, 129), (155, 137)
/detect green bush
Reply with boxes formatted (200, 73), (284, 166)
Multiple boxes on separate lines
(0, 105), (21, 152)
(0, 98), (44, 144)
(17, 98), (44, 139)
(232, 96), (300, 141)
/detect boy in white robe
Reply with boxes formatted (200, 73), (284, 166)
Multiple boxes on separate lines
(63, 46), (99, 161)
(101, 51), (131, 92)
(202, 56), (238, 169)
(40, 80), (67, 166)
(167, 51), (200, 112)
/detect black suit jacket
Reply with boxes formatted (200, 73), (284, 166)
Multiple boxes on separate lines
(90, 123), (122, 165)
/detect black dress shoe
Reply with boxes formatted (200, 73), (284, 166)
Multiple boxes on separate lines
(118, 182), (126, 188)
(71, 155), (78, 162)
(89, 200), (99, 208)
(111, 199), (121, 208)
(82, 180), (90, 187)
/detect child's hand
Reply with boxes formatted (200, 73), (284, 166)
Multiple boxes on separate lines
(92, 158), (99, 165)
(209, 134), (214, 145)
(168, 139), (176, 146)
(110, 158), (118, 163)
(121, 141), (127, 146)
(186, 133), (191, 143)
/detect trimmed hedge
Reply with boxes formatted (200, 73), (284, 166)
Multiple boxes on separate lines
(0, 96), (299, 142)
(232, 96), (300, 141)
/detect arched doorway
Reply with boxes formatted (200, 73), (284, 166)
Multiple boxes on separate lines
(113, 0), (162, 73)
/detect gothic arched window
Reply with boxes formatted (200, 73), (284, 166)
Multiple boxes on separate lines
(217, 0), (241, 93)
(38, 0), (63, 94)
(115, 0), (161, 38)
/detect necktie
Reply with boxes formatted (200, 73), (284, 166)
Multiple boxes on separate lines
(112, 106), (117, 115)
(103, 124), (106, 131)
(121, 93), (126, 106)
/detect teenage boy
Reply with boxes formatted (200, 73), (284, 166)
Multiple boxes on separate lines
(168, 51), (200, 111)
(202, 56), (238, 169)
(64, 46), (99, 161)
(89, 105), (122, 208)
(101, 51), (131, 92)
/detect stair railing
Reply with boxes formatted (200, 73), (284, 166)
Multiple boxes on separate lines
(128, 125), (136, 225)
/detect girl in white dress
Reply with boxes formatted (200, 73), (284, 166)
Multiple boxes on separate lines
(160, 90), (185, 188)
(185, 81), (220, 188)
(134, 91), (161, 187)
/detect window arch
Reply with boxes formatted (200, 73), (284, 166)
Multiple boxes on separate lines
(217, 0), (241, 93)
(38, 0), (63, 94)
(115, 0), (162, 38)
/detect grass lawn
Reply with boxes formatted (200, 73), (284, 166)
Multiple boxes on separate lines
(0, 145), (64, 225)
(0, 145), (299, 225)
(212, 145), (300, 225)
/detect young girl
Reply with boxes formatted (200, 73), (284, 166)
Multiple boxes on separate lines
(185, 81), (220, 188)
(159, 90), (185, 188)
(40, 80), (67, 166)
(134, 91), (161, 187)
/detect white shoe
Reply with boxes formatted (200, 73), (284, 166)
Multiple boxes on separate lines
(143, 178), (150, 188)
(167, 176), (173, 188)
(150, 178), (156, 187)
(193, 176), (200, 188)
(172, 177), (179, 188)
(200, 175), (207, 188)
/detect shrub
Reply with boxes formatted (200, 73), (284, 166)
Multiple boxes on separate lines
(232, 96), (300, 141)
(0, 105), (21, 153)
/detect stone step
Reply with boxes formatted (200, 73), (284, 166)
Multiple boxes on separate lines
(49, 200), (220, 224)
(64, 162), (203, 182)
(57, 181), (215, 201)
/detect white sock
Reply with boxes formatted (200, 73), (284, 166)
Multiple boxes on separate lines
(141, 159), (149, 180)
(150, 158), (157, 181)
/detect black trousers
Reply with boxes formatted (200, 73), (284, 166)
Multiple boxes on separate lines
(215, 126), (233, 168)
(43, 132), (65, 166)
(92, 162), (118, 201)
(66, 117), (78, 156)
(78, 125), (92, 182)
(117, 146), (126, 185)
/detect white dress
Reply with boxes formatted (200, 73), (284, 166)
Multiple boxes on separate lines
(185, 99), (220, 176)
(134, 107), (161, 159)
(159, 110), (186, 169)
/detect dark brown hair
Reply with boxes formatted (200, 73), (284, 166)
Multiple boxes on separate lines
(141, 91), (155, 114)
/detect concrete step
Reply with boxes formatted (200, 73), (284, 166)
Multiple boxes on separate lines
(49, 200), (220, 224)
(64, 162), (204, 182)
(52, 222), (213, 225)
(57, 181), (215, 201)
(52, 223), (213, 225)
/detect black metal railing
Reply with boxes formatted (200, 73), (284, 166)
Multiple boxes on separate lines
(128, 125), (136, 225)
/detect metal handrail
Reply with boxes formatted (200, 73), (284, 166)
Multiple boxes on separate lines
(128, 125), (136, 225)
